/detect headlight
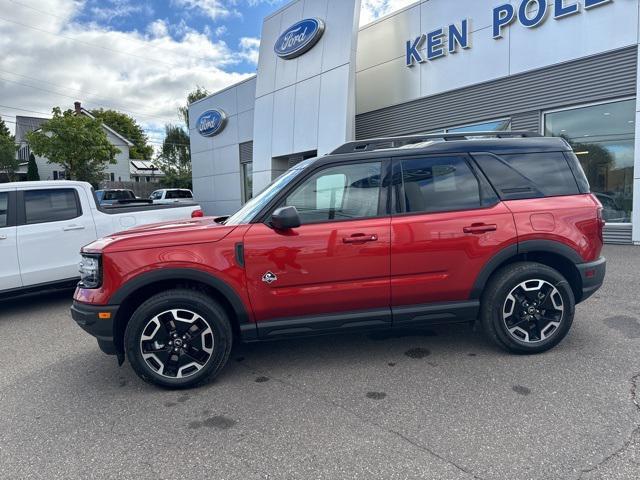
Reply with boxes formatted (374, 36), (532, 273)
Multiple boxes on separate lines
(78, 254), (102, 289)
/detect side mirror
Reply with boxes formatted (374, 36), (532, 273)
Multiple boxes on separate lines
(271, 206), (301, 230)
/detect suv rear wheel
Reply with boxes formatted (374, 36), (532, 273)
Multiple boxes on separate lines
(481, 262), (575, 354)
(125, 289), (232, 389)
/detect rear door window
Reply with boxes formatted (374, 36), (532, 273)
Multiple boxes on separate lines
(24, 189), (81, 224)
(0, 192), (8, 227)
(397, 156), (482, 214)
(473, 152), (580, 199)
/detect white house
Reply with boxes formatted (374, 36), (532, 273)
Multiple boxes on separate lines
(15, 101), (132, 182)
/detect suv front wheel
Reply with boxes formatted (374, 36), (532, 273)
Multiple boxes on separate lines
(481, 262), (575, 354)
(125, 289), (232, 388)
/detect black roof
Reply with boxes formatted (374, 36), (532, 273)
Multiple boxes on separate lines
(296, 133), (572, 170)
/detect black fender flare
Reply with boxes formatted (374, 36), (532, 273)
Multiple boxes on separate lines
(109, 268), (256, 339)
(470, 240), (582, 300)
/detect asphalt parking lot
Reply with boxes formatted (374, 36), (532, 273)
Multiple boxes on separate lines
(0, 245), (638, 480)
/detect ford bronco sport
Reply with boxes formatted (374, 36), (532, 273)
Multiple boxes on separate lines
(72, 132), (606, 388)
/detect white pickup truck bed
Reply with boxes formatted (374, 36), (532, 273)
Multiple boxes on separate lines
(0, 181), (201, 296)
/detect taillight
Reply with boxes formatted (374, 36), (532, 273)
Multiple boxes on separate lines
(191, 209), (204, 218)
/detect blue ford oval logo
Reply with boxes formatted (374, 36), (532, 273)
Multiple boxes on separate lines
(274, 18), (325, 60)
(197, 109), (227, 137)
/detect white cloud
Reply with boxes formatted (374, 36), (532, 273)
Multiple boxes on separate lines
(0, 0), (253, 147)
(146, 19), (169, 38)
(238, 37), (260, 65)
(171, 0), (238, 21)
(90, 0), (153, 23)
(360, 0), (417, 26)
(215, 25), (228, 37)
(171, 0), (282, 21)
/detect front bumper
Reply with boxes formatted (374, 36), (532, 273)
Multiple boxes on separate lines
(71, 302), (119, 355)
(576, 256), (606, 302)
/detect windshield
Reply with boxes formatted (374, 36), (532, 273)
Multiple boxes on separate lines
(225, 167), (305, 226)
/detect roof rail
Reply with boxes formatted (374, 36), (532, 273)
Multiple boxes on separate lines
(330, 131), (543, 155)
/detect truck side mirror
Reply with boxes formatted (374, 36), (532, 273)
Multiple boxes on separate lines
(271, 206), (301, 230)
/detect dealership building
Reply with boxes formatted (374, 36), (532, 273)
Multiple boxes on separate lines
(189, 0), (639, 244)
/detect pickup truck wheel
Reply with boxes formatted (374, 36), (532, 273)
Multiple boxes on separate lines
(125, 289), (232, 389)
(481, 262), (575, 354)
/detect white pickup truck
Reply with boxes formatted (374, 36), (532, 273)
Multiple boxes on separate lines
(0, 181), (201, 298)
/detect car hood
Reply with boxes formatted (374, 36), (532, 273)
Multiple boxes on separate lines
(82, 217), (237, 253)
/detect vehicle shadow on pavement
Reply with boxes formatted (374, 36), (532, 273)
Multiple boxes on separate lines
(0, 289), (75, 318)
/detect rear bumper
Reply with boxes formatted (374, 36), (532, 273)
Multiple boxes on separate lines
(71, 302), (119, 355)
(576, 256), (606, 303)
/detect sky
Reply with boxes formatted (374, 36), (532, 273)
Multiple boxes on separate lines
(0, 0), (415, 152)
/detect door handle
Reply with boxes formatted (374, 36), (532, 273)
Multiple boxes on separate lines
(463, 224), (497, 234)
(63, 225), (85, 232)
(343, 233), (378, 244)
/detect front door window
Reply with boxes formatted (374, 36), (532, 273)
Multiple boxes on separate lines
(284, 162), (382, 224)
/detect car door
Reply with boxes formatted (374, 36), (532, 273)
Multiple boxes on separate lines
(390, 154), (517, 325)
(0, 189), (22, 291)
(243, 159), (392, 337)
(17, 187), (97, 286)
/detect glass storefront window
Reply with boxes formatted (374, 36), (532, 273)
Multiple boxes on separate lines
(448, 118), (511, 133)
(418, 119), (511, 137)
(544, 99), (635, 223)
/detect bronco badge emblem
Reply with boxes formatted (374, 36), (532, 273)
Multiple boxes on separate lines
(262, 271), (278, 284)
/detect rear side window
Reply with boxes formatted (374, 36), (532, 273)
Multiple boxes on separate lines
(24, 189), (81, 224)
(166, 190), (178, 199)
(398, 156), (481, 214)
(0, 192), (8, 227)
(564, 152), (590, 193)
(473, 153), (580, 200)
(178, 190), (192, 199)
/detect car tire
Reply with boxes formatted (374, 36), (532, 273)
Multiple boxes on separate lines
(481, 262), (575, 354)
(125, 289), (232, 389)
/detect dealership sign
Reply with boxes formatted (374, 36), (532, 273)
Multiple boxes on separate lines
(406, 0), (613, 67)
(197, 109), (227, 137)
(274, 18), (325, 60)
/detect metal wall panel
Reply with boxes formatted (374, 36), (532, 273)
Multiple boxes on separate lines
(239, 141), (253, 164)
(511, 111), (540, 133)
(604, 225), (633, 245)
(356, 47), (638, 139)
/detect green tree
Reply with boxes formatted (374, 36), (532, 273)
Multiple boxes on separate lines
(0, 135), (19, 182)
(27, 152), (40, 181)
(0, 116), (11, 138)
(178, 86), (209, 128)
(26, 107), (120, 186)
(158, 124), (191, 189)
(90, 108), (153, 160)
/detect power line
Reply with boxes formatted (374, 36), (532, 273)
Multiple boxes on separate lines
(0, 104), (52, 116)
(1, 111), (190, 147)
(0, 76), (179, 124)
(0, 14), (191, 69)
(0, 68), (178, 120)
(7, 0), (233, 66)
(0, 12), (235, 74)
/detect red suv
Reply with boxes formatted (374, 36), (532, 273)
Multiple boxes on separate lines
(72, 133), (606, 388)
